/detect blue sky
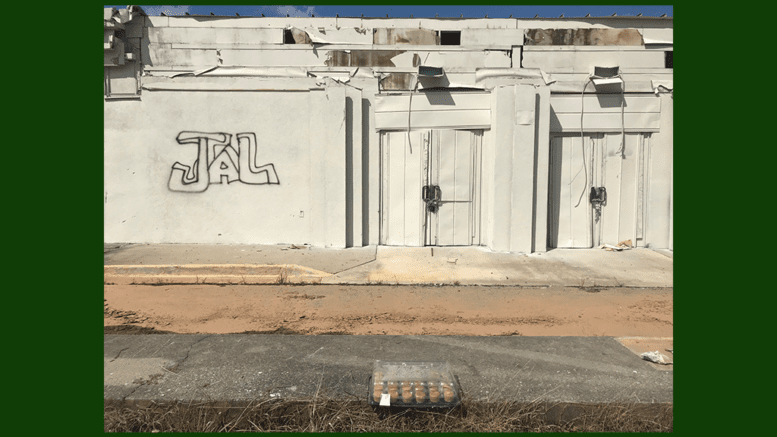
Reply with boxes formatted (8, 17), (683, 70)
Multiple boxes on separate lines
(107, 5), (672, 18)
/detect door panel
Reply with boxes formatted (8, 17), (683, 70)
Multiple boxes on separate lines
(549, 132), (647, 249)
(381, 129), (480, 247)
(381, 131), (425, 246)
(436, 130), (473, 202)
(548, 135), (593, 248)
(600, 133), (640, 245)
(428, 129), (478, 246)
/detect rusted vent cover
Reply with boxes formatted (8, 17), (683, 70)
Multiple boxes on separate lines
(369, 361), (460, 408)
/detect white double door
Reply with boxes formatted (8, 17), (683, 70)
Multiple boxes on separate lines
(381, 129), (482, 246)
(548, 132), (650, 248)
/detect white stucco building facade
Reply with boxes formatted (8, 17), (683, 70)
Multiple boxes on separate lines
(104, 6), (673, 252)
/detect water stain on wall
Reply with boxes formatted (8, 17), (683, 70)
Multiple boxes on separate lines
(325, 50), (421, 67)
(525, 28), (644, 46)
(373, 28), (439, 45)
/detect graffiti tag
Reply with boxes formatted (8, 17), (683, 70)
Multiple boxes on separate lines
(168, 131), (279, 192)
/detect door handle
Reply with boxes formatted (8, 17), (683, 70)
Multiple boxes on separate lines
(423, 185), (442, 213)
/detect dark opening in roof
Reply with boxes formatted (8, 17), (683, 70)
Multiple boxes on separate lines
(439, 31), (461, 46)
(283, 29), (295, 44)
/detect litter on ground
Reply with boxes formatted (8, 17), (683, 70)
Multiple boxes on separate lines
(599, 239), (634, 251)
(640, 351), (672, 365)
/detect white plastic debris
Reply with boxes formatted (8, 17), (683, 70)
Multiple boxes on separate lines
(599, 239), (633, 251)
(640, 351), (672, 365)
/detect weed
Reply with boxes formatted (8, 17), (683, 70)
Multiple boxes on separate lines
(104, 397), (672, 432)
(277, 268), (290, 285)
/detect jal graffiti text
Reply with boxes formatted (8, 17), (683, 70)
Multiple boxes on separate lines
(168, 131), (279, 192)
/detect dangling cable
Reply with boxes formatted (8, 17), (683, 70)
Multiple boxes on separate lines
(406, 75), (420, 153)
(616, 71), (626, 158)
(575, 77), (593, 208)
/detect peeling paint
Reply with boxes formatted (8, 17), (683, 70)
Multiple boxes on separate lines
(380, 73), (415, 90)
(288, 27), (312, 44)
(525, 28), (644, 46)
(373, 28), (438, 45)
(325, 50), (412, 67)
(324, 50), (351, 66)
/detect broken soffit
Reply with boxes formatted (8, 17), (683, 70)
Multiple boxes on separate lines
(373, 28), (439, 45)
(640, 28), (673, 45)
(290, 26), (373, 45)
(525, 28), (644, 46)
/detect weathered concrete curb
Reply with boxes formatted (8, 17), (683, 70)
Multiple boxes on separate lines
(105, 264), (671, 287)
(104, 264), (332, 285)
(105, 245), (672, 288)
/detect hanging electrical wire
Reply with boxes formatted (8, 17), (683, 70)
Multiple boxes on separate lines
(407, 53), (431, 154)
(616, 71), (626, 158)
(406, 75), (420, 153)
(575, 77), (593, 208)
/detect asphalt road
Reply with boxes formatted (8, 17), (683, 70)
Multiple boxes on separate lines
(104, 334), (673, 404)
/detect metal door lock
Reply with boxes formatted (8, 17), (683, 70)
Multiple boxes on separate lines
(590, 187), (607, 204)
(422, 185), (442, 212)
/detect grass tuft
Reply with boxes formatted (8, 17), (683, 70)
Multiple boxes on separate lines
(104, 396), (672, 433)
(277, 268), (290, 285)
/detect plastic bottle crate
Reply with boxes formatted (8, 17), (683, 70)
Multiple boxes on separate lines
(367, 361), (460, 408)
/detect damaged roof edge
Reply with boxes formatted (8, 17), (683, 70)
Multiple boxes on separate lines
(115, 5), (669, 21)
(105, 5), (146, 24)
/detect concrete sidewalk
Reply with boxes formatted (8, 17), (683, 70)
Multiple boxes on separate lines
(105, 244), (672, 287)
(104, 334), (672, 405)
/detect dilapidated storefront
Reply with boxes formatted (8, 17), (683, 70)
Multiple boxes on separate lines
(104, 6), (672, 252)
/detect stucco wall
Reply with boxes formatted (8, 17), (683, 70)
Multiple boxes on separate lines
(104, 86), (346, 246)
(485, 84), (550, 253)
(646, 92), (672, 249)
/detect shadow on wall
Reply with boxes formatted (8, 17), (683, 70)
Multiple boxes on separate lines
(548, 136), (563, 249)
(531, 93), (540, 253)
(361, 98), (371, 246)
(423, 89), (456, 106)
(549, 107), (561, 132)
(345, 96), (354, 248)
(595, 93), (627, 107)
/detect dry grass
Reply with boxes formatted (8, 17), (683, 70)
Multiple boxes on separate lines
(104, 396), (672, 433)
(277, 268), (290, 285)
